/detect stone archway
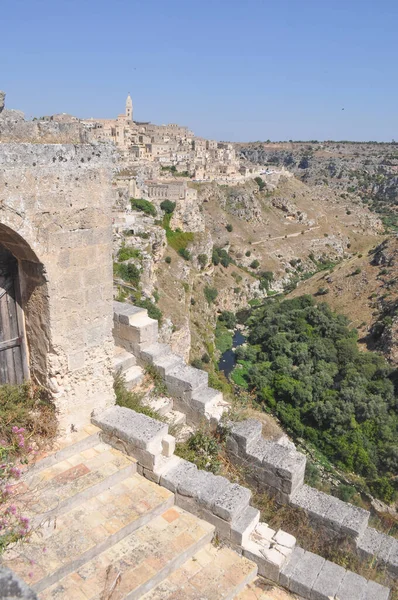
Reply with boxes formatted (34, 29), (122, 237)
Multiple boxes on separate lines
(0, 224), (50, 387)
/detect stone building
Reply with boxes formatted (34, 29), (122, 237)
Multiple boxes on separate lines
(0, 93), (115, 433)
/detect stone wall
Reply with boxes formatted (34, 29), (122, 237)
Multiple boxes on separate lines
(0, 98), (116, 432)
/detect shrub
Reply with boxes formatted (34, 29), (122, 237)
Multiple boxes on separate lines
(165, 256), (171, 264)
(117, 246), (141, 262)
(245, 250), (251, 257)
(114, 262), (141, 287)
(226, 223), (233, 232)
(160, 200), (176, 214)
(197, 254), (208, 268)
(134, 297), (162, 322)
(130, 198), (157, 217)
(212, 247), (232, 268)
(191, 358), (203, 370)
(201, 353), (210, 364)
(190, 298), (196, 305)
(178, 248), (191, 261)
(175, 430), (221, 473)
(254, 176), (266, 191)
(204, 286), (218, 304)
(352, 268), (362, 276)
(250, 259), (260, 269)
(218, 311), (236, 329)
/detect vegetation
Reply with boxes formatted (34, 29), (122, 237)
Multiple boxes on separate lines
(130, 198), (157, 217)
(226, 223), (233, 232)
(114, 371), (159, 419)
(160, 200), (176, 214)
(175, 429), (221, 473)
(113, 262), (141, 287)
(134, 297), (162, 322)
(197, 253), (208, 268)
(178, 247), (191, 261)
(233, 295), (398, 502)
(204, 286), (218, 305)
(254, 176), (266, 191)
(165, 256), (171, 264)
(162, 213), (194, 253)
(0, 383), (57, 555)
(250, 259), (260, 269)
(212, 246), (233, 268)
(117, 245), (141, 262)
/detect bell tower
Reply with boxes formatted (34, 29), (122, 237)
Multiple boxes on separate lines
(126, 93), (133, 121)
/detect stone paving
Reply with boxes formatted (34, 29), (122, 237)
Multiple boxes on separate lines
(1, 425), (269, 600)
(140, 545), (257, 600)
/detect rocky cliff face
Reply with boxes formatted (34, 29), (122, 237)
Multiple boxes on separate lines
(113, 165), (383, 363)
(237, 141), (397, 230)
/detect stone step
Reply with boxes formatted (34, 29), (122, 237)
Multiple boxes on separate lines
(142, 395), (174, 416)
(139, 342), (172, 365)
(165, 409), (187, 427)
(25, 425), (101, 477)
(3, 474), (174, 594)
(165, 363), (208, 401)
(113, 301), (147, 324)
(23, 443), (136, 525)
(236, 578), (297, 599)
(113, 347), (136, 373)
(40, 507), (215, 600)
(124, 365), (144, 389)
(140, 544), (257, 600)
(152, 352), (184, 378)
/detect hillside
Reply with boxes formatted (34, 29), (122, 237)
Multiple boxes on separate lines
(288, 236), (398, 365)
(113, 170), (383, 364)
(237, 141), (398, 229)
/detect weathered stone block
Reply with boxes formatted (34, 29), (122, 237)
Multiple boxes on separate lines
(356, 528), (384, 560)
(340, 504), (369, 539)
(161, 434), (175, 457)
(92, 406), (168, 453)
(290, 485), (333, 523)
(231, 506), (260, 546)
(323, 494), (352, 531)
(273, 529), (296, 550)
(212, 482), (251, 522)
(288, 550), (325, 597)
(160, 458), (198, 493)
(279, 546), (306, 588)
(310, 560), (346, 600)
(230, 419), (263, 454)
(386, 539), (398, 575)
(336, 571), (368, 600)
(175, 493), (231, 539)
(364, 580), (391, 600)
(165, 364), (208, 400)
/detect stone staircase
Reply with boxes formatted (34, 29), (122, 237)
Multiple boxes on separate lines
(2, 426), (260, 600)
(112, 302), (229, 430)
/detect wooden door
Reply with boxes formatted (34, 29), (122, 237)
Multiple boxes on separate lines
(0, 247), (28, 385)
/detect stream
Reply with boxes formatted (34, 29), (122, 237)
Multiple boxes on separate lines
(218, 330), (246, 378)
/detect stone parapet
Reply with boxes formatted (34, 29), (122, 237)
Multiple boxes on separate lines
(226, 419), (306, 503)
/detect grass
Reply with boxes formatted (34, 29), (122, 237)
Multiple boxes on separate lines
(113, 371), (160, 420)
(162, 213), (194, 252)
(0, 383), (57, 448)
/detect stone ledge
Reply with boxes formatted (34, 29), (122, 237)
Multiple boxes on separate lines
(92, 406), (168, 453)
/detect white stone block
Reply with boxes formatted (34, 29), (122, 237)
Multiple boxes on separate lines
(273, 529), (296, 549)
(162, 434), (176, 457)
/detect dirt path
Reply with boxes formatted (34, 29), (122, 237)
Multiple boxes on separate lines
(252, 225), (320, 245)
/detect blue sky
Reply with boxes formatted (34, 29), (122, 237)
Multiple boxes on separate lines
(1, 0), (397, 141)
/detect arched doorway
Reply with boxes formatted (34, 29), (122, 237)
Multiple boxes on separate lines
(0, 225), (49, 387)
(0, 244), (29, 384)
